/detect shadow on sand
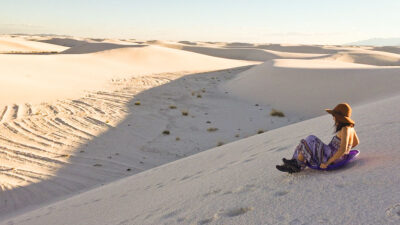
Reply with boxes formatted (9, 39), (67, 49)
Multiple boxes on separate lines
(0, 65), (254, 221)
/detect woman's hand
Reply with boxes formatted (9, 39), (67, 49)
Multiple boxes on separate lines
(320, 163), (328, 169)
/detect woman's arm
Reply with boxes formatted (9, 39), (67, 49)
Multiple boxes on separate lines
(352, 130), (359, 148)
(326, 127), (350, 165)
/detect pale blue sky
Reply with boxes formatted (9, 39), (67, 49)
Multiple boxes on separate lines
(1, 0), (399, 44)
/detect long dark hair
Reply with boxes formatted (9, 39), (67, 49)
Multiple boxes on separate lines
(334, 121), (354, 133)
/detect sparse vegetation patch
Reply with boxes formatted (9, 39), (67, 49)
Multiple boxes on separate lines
(270, 109), (285, 117)
(207, 127), (218, 132)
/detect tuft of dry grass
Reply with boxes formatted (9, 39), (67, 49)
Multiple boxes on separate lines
(197, 94), (202, 98)
(181, 110), (189, 116)
(207, 127), (218, 132)
(257, 129), (264, 134)
(270, 109), (285, 117)
(217, 141), (224, 146)
(134, 101), (141, 105)
(235, 134), (240, 138)
(169, 105), (177, 109)
(176, 137), (180, 141)
(162, 130), (170, 135)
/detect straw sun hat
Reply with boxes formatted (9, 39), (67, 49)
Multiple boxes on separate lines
(325, 103), (355, 125)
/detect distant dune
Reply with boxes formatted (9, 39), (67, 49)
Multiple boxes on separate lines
(155, 41), (328, 61)
(346, 37), (400, 46)
(223, 59), (400, 118)
(0, 39), (256, 105)
(0, 35), (68, 53)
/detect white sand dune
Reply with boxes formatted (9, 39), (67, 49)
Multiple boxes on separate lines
(0, 45), (256, 106)
(159, 42), (400, 66)
(60, 42), (145, 54)
(3, 94), (399, 225)
(0, 36), (68, 53)
(245, 43), (340, 54)
(30, 36), (137, 51)
(372, 46), (400, 54)
(155, 41), (328, 61)
(0, 67), (300, 220)
(31, 36), (94, 47)
(155, 41), (281, 61)
(0, 36), (263, 219)
(1, 36), (400, 225)
(223, 59), (400, 118)
(327, 50), (400, 66)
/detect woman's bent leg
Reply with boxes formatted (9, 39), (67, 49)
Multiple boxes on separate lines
(292, 140), (310, 169)
(292, 135), (327, 167)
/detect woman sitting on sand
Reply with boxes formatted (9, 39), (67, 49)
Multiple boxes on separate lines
(276, 103), (359, 173)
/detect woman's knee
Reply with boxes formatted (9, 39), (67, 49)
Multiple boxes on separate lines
(305, 135), (317, 142)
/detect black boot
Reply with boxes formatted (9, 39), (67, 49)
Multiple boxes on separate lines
(276, 164), (295, 174)
(282, 158), (301, 173)
(282, 158), (297, 164)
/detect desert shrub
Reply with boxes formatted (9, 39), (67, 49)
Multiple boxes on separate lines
(207, 127), (218, 132)
(270, 109), (285, 117)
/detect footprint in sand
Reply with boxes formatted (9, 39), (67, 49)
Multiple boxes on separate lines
(198, 206), (253, 224)
(162, 209), (181, 219)
(180, 175), (192, 181)
(203, 189), (222, 197)
(274, 190), (289, 197)
(198, 213), (219, 224)
(242, 158), (255, 163)
(223, 207), (254, 217)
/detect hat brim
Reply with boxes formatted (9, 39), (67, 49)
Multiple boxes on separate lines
(325, 109), (354, 124)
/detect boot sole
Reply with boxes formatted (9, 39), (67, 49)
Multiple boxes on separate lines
(276, 165), (295, 174)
